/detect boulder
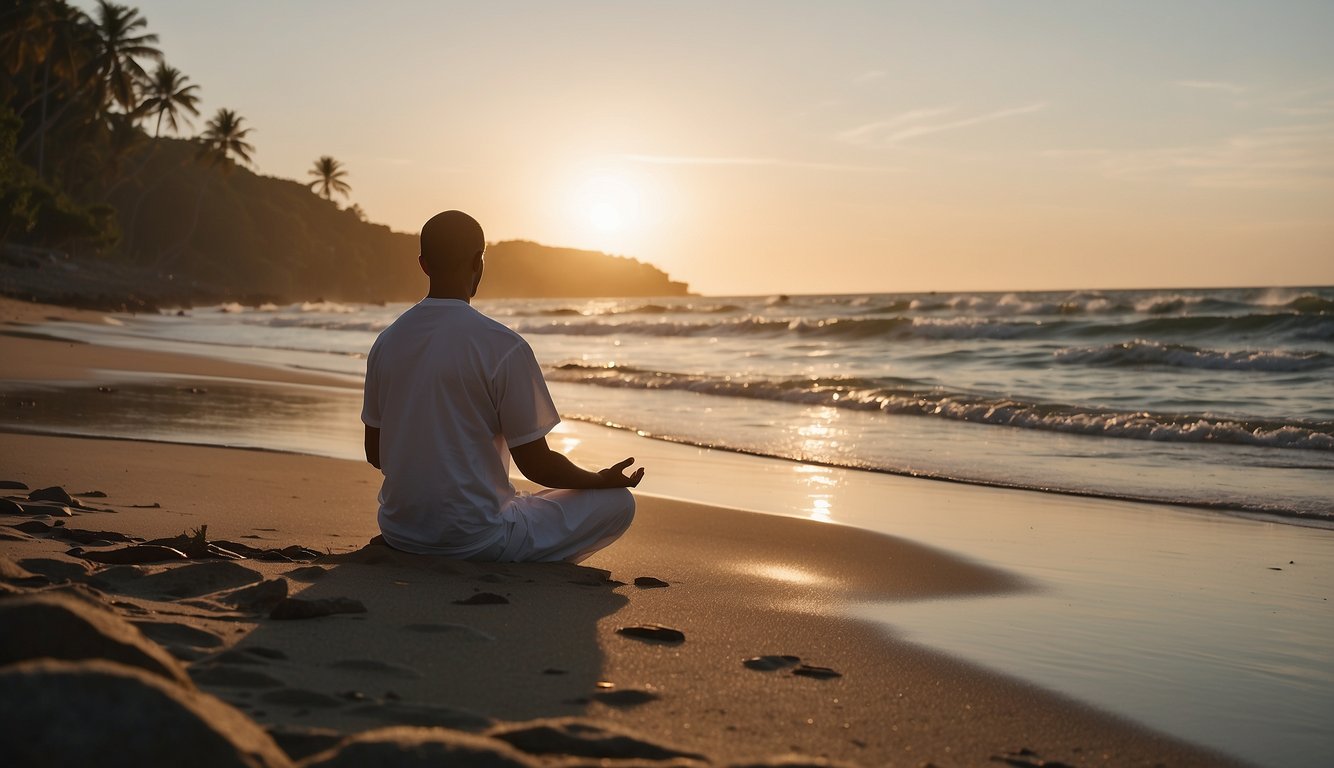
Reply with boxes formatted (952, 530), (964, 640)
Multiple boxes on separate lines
(0, 659), (292, 768)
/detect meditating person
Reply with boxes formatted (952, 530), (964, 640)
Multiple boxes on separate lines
(361, 210), (644, 563)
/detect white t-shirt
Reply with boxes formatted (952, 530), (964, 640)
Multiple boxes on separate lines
(361, 298), (560, 555)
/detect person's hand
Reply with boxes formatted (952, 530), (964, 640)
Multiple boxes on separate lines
(598, 457), (645, 488)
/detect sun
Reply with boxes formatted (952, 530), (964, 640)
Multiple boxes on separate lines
(588, 199), (625, 233)
(575, 173), (641, 239)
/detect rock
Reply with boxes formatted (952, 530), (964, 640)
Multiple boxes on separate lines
(791, 664), (842, 680)
(0, 498), (24, 515)
(0, 480), (29, 490)
(743, 655), (802, 671)
(490, 718), (707, 762)
(216, 578), (289, 612)
(0, 593), (192, 687)
(15, 501), (73, 517)
(453, 592), (509, 605)
(0, 659), (292, 767)
(10, 519), (53, 534)
(28, 486), (74, 505)
(77, 489), (108, 498)
(633, 576), (670, 589)
(269, 596), (367, 620)
(300, 726), (535, 768)
(615, 624), (686, 644)
(83, 544), (190, 565)
(125, 561), (264, 598)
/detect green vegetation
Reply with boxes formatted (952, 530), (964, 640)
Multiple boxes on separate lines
(1, 0), (688, 306)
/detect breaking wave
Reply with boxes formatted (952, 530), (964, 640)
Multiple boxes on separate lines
(1054, 341), (1333, 372)
(548, 364), (1334, 451)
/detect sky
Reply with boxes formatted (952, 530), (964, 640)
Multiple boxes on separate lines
(101, 0), (1334, 295)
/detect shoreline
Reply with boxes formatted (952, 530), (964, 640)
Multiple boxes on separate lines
(0, 296), (1260, 765)
(5, 297), (1332, 765)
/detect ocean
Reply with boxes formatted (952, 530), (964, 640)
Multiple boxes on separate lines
(28, 285), (1331, 527)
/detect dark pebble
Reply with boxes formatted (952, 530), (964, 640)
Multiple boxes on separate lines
(743, 654), (802, 671)
(542, 668), (568, 675)
(0, 480), (29, 490)
(0, 499), (24, 515)
(615, 624), (685, 644)
(633, 576), (670, 589)
(453, 592), (509, 605)
(792, 664), (842, 680)
(76, 491), (107, 498)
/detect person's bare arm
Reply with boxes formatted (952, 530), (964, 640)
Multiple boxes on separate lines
(364, 425), (381, 469)
(510, 436), (644, 490)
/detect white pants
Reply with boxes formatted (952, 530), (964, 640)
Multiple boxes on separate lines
(470, 488), (635, 564)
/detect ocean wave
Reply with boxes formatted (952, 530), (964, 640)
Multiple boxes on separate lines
(496, 302), (744, 318)
(245, 316), (391, 333)
(520, 310), (1333, 343)
(1054, 340), (1332, 372)
(548, 364), (1334, 451)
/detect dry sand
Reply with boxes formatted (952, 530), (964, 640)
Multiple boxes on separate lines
(0, 299), (1246, 766)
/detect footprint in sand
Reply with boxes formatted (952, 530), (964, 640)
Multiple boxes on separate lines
(326, 659), (422, 679)
(190, 665), (285, 689)
(452, 592), (509, 605)
(131, 620), (225, 650)
(402, 622), (495, 642)
(591, 689), (660, 707)
(260, 688), (344, 709)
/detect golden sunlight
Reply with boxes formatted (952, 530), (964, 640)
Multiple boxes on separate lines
(569, 171), (644, 242)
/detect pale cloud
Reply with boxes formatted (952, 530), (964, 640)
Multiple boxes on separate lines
(620, 154), (900, 173)
(1042, 122), (1334, 188)
(837, 102), (1049, 146)
(1171, 80), (1247, 93)
(853, 69), (887, 85)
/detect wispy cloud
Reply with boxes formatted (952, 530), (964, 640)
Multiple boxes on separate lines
(853, 69), (887, 85)
(1171, 80), (1246, 94)
(1042, 122), (1334, 189)
(620, 154), (899, 173)
(837, 102), (1049, 147)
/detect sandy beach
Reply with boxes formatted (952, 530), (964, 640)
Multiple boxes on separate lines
(0, 297), (1257, 766)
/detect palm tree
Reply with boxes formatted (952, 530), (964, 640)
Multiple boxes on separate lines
(307, 156), (351, 201)
(197, 108), (254, 169)
(138, 62), (199, 137)
(88, 0), (160, 113)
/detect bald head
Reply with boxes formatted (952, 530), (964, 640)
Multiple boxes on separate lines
(420, 210), (485, 275)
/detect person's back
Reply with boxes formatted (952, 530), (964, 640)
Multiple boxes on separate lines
(362, 210), (643, 564)
(365, 299), (556, 556)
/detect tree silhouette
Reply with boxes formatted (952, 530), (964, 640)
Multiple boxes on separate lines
(138, 63), (199, 137)
(306, 155), (350, 201)
(197, 108), (254, 170)
(88, 0), (161, 113)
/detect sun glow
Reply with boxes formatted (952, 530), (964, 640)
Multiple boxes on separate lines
(569, 171), (646, 244)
